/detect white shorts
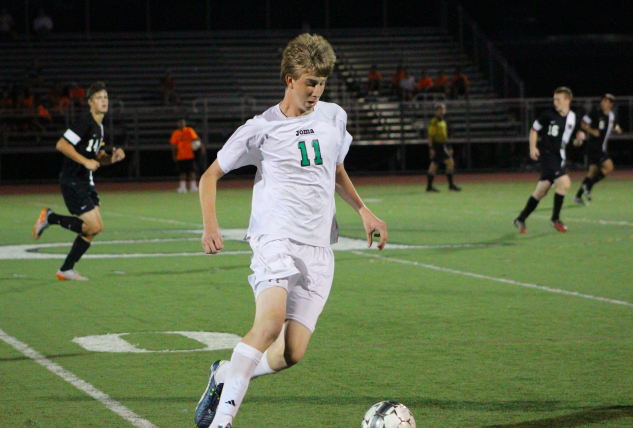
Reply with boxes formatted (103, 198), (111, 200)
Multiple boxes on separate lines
(248, 235), (335, 333)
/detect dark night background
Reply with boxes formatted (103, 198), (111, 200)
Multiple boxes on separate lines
(3, 0), (633, 96)
(2, 1), (632, 181)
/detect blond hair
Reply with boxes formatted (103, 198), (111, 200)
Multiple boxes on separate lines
(554, 86), (573, 99)
(280, 34), (336, 84)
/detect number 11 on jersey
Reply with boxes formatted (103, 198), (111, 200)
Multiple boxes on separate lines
(298, 140), (323, 167)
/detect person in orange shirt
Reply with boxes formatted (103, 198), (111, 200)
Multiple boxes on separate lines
(391, 65), (405, 97)
(450, 67), (470, 99)
(170, 118), (202, 193)
(367, 64), (382, 94)
(417, 71), (433, 93)
(432, 70), (449, 94)
(69, 82), (85, 106)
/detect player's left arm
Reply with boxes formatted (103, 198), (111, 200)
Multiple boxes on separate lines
(614, 122), (622, 134)
(335, 163), (388, 250)
(97, 147), (126, 165)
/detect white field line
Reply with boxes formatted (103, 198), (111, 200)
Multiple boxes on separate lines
(352, 251), (633, 308)
(1, 229), (504, 260)
(0, 328), (159, 428)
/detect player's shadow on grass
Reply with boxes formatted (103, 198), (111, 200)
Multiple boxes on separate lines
(244, 396), (570, 412)
(484, 405), (633, 427)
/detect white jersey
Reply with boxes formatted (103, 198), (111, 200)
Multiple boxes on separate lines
(217, 101), (353, 247)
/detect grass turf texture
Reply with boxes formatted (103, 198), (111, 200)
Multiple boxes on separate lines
(0, 178), (632, 427)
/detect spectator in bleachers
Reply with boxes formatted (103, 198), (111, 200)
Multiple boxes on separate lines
(46, 81), (70, 113)
(0, 89), (14, 109)
(0, 7), (16, 41)
(391, 65), (405, 97)
(431, 70), (449, 94)
(25, 59), (44, 88)
(17, 86), (34, 109)
(399, 68), (416, 101)
(366, 64), (383, 94)
(417, 71), (433, 93)
(33, 9), (53, 39)
(450, 67), (470, 99)
(171, 119), (202, 193)
(69, 82), (86, 107)
(160, 70), (179, 106)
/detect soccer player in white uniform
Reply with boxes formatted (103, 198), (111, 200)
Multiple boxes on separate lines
(194, 34), (388, 428)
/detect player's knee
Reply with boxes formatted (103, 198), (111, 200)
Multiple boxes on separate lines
(256, 320), (284, 345)
(85, 221), (104, 236)
(283, 346), (306, 367)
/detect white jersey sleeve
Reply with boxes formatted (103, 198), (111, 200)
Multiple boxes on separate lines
(216, 119), (265, 173)
(337, 113), (353, 165)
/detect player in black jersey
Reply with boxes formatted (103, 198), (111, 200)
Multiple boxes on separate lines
(33, 82), (125, 280)
(514, 87), (585, 233)
(573, 94), (622, 205)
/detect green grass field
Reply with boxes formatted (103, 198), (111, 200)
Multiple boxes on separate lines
(1, 177), (632, 428)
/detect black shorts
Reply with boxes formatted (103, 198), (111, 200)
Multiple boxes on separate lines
(60, 181), (100, 216)
(538, 156), (567, 184)
(176, 159), (195, 174)
(588, 150), (610, 167)
(431, 144), (451, 163)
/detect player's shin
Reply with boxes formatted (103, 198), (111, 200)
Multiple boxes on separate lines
(552, 193), (565, 221)
(59, 235), (91, 271)
(212, 342), (262, 428)
(518, 196), (539, 221)
(48, 212), (84, 233)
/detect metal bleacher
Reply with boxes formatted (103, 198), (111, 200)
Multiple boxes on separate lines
(0, 27), (522, 157)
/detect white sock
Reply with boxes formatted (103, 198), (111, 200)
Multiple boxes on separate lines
(178, 180), (186, 189)
(189, 180), (198, 190)
(216, 350), (277, 384)
(251, 350), (276, 379)
(211, 343), (262, 428)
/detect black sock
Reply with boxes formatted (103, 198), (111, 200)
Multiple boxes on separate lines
(518, 196), (539, 221)
(427, 173), (435, 189)
(590, 171), (605, 189)
(60, 235), (91, 271)
(577, 177), (592, 198)
(446, 170), (454, 187)
(48, 212), (84, 234)
(552, 193), (565, 221)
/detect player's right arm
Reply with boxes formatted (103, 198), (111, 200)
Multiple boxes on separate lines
(427, 118), (436, 157)
(528, 129), (539, 160)
(199, 160), (226, 254)
(55, 138), (100, 171)
(529, 113), (547, 161)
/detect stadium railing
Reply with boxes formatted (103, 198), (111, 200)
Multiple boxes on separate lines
(443, 0), (525, 99)
(1, 96), (632, 180)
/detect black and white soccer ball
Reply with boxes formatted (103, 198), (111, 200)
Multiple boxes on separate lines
(361, 401), (416, 428)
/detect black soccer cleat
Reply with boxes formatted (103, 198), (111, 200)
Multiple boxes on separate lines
(582, 183), (592, 201)
(449, 185), (462, 192)
(426, 187), (440, 193)
(195, 360), (227, 428)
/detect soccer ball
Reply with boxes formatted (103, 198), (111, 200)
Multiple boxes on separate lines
(361, 401), (416, 428)
(191, 139), (202, 151)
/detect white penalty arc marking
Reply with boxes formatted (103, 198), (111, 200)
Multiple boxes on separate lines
(0, 230), (503, 260)
(352, 251), (633, 308)
(0, 328), (159, 428)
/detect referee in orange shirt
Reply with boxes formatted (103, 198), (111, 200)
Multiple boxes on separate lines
(170, 119), (203, 193)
